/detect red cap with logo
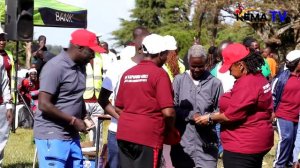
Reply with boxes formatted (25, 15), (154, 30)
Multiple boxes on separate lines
(70, 29), (106, 53)
(219, 43), (250, 73)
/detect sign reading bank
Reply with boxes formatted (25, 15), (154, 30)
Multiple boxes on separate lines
(234, 2), (287, 23)
(34, 0), (87, 28)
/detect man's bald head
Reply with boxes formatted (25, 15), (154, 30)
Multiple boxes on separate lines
(132, 27), (150, 53)
(133, 26), (149, 40)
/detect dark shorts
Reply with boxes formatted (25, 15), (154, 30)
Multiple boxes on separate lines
(118, 140), (162, 168)
(223, 150), (269, 168)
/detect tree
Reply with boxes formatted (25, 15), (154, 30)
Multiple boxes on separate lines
(112, 0), (195, 58)
(218, 0), (300, 61)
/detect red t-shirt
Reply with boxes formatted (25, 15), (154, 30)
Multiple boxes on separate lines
(115, 60), (174, 149)
(275, 75), (300, 122)
(220, 73), (274, 154)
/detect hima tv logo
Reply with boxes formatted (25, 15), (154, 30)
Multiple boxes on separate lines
(234, 2), (287, 23)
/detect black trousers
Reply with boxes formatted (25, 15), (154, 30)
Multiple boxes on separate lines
(223, 150), (269, 168)
(118, 140), (162, 168)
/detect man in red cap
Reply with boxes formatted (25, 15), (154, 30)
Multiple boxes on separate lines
(34, 29), (105, 168)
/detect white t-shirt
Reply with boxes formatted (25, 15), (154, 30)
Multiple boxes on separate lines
(215, 62), (235, 93)
(102, 52), (137, 132)
(102, 51), (117, 78)
(119, 46), (135, 61)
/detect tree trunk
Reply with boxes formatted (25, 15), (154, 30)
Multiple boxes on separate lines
(196, 3), (207, 44)
(211, 8), (219, 46)
(25, 42), (32, 69)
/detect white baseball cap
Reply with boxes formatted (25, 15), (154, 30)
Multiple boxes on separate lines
(28, 68), (37, 74)
(164, 35), (177, 50)
(0, 27), (6, 35)
(286, 50), (300, 62)
(142, 34), (167, 54)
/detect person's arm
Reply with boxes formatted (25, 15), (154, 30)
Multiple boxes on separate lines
(194, 112), (230, 125)
(81, 98), (88, 120)
(115, 106), (123, 115)
(162, 107), (176, 133)
(1, 63), (13, 126)
(39, 91), (87, 133)
(98, 87), (119, 119)
(172, 75), (190, 120)
(196, 79), (256, 125)
(157, 71), (176, 132)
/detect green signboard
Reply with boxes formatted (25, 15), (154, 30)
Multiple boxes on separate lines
(0, 0), (87, 28)
(34, 0), (87, 28)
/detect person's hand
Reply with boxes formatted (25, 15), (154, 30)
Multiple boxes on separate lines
(271, 112), (276, 122)
(293, 162), (300, 168)
(194, 114), (209, 126)
(6, 109), (13, 127)
(73, 118), (88, 134)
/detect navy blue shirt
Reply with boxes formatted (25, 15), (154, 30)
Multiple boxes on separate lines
(34, 50), (86, 140)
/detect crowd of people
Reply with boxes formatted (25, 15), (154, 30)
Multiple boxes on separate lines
(0, 25), (299, 168)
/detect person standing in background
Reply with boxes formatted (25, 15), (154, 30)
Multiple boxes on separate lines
(293, 113), (300, 168)
(31, 35), (47, 75)
(243, 37), (271, 79)
(83, 33), (106, 144)
(162, 35), (185, 82)
(0, 29), (15, 103)
(0, 28), (13, 167)
(272, 50), (300, 168)
(209, 40), (235, 158)
(262, 47), (278, 79)
(101, 42), (117, 78)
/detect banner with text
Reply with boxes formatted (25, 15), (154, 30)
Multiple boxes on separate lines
(34, 0), (87, 28)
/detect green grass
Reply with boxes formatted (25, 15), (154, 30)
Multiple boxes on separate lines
(3, 129), (279, 168)
(3, 129), (36, 168)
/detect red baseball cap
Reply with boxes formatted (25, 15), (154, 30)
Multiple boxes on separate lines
(219, 43), (250, 73)
(70, 29), (106, 53)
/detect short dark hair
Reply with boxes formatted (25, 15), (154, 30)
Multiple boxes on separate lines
(243, 37), (256, 48)
(38, 35), (46, 42)
(241, 51), (265, 74)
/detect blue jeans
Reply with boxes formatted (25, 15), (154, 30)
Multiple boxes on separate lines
(274, 118), (298, 168)
(35, 139), (83, 168)
(107, 131), (120, 168)
(293, 114), (300, 163)
(216, 123), (223, 155)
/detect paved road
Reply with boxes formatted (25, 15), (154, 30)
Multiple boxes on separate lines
(163, 145), (174, 168)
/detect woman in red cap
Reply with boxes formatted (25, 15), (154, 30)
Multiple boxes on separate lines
(195, 43), (274, 168)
